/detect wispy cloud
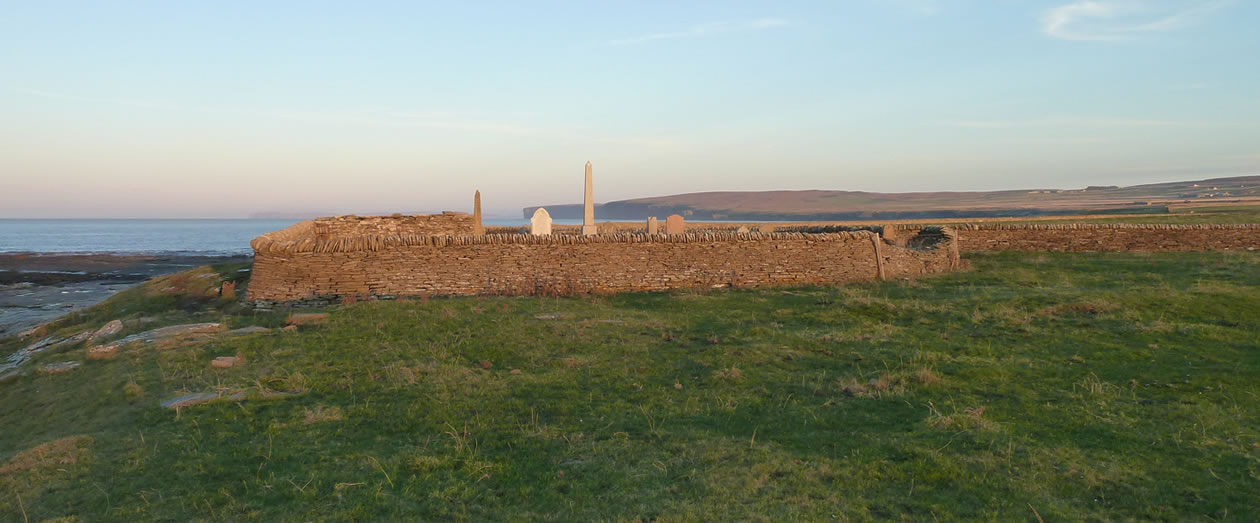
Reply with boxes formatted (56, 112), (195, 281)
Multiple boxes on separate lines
(1042, 1), (1233, 41)
(948, 116), (1212, 129)
(609, 17), (788, 46)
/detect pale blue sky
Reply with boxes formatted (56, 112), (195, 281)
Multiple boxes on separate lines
(2, 0), (1258, 218)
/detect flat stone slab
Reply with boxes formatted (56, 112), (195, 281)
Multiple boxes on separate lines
(161, 390), (294, 409)
(226, 326), (272, 336)
(211, 356), (242, 369)
(87, 319), (123, 342)
(39, 361), (82, 375)
(87, 322), (225, 355)
(160, 392), (224, 409)
(534, 313), (575, 320)
(86, 344), (119, 360)
(2, 331), (90, 372)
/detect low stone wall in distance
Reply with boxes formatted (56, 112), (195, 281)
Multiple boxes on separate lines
(886, 223), (1260, 252)
(248, 227), (960, 304)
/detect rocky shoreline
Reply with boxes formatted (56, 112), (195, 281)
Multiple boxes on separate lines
(0, 253), (249, 337)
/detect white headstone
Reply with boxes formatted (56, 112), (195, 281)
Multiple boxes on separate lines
(530, 208), (552, 236)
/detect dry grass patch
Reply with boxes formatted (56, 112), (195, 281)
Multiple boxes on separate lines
(302, 406), (344, 425)
(0, 435), (94, 475)
(925, 403), (1000, 432)
(141, 266), (223, 298)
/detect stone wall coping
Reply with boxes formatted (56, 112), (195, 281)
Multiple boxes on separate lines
(250, 229), (884, 255)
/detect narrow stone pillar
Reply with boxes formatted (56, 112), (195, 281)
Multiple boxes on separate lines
(582, 161), (597, 236)
(472, 190), (484, 235)
(871, 234), (886, 281)
(646, 216), (659, 234)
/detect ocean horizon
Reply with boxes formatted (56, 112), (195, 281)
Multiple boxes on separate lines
(0, 218), (574, 255)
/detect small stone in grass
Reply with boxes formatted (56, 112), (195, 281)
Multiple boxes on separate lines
(39, 361), (82, 375)
(211, 356), (242, 369)
(480, 360), (493, 369)
(510, 369), (522, 375)
(674, 382), (683, 390)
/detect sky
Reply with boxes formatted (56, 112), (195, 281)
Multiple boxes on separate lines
(2, 0), (1258, 218)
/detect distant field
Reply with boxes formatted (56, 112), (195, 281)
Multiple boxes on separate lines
(2, 251), (1258, 520)
(927, 204), (1260, 226)
(529, 175), (1260, 220)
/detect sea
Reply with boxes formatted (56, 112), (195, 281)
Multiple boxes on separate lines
(0, 218), (551, 255)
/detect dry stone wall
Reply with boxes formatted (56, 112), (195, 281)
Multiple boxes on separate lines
(248, 224), (959, 303)
(887, 223), (1260, 252)
(311, 212), (473, 240)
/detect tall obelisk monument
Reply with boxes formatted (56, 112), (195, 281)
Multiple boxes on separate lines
(581, 161), (597, 236)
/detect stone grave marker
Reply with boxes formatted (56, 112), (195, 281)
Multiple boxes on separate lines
(665, 214), (685, 235)
(530, 208), (553, 236)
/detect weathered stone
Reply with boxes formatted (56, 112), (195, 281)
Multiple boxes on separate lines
(582, 162), (597, 236)
(530, 208), (553, 236)
(220, 281), (237, 299)
(472, 190), (484, 235)
(287, 313), (328, 327)
(160, 392), (220, 409)
(39, 361), (82, 375)
(646, 217), (659, 235)
(736, 226), (750, 233)
(2, 332), (91, 373)
(880, 225), (898, 244)
(88, 320), (124, 342)
(145, 323), (224, 338)
(211, 356), (241, 369)
(86, 344), (119, 360)
(665, 215), (686, 235)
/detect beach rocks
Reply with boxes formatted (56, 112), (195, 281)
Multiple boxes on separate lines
(88, 319), (124, 342)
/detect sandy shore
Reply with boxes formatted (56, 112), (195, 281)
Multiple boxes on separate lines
(0, 253), (249, 337)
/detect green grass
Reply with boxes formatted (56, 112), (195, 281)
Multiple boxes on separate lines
(988, 204), (1260, 225)
(2, 252), (1259, 520)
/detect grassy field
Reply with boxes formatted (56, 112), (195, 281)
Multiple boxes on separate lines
(2, 252), (1259, 520)
(1000, 205), (1260, 225)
